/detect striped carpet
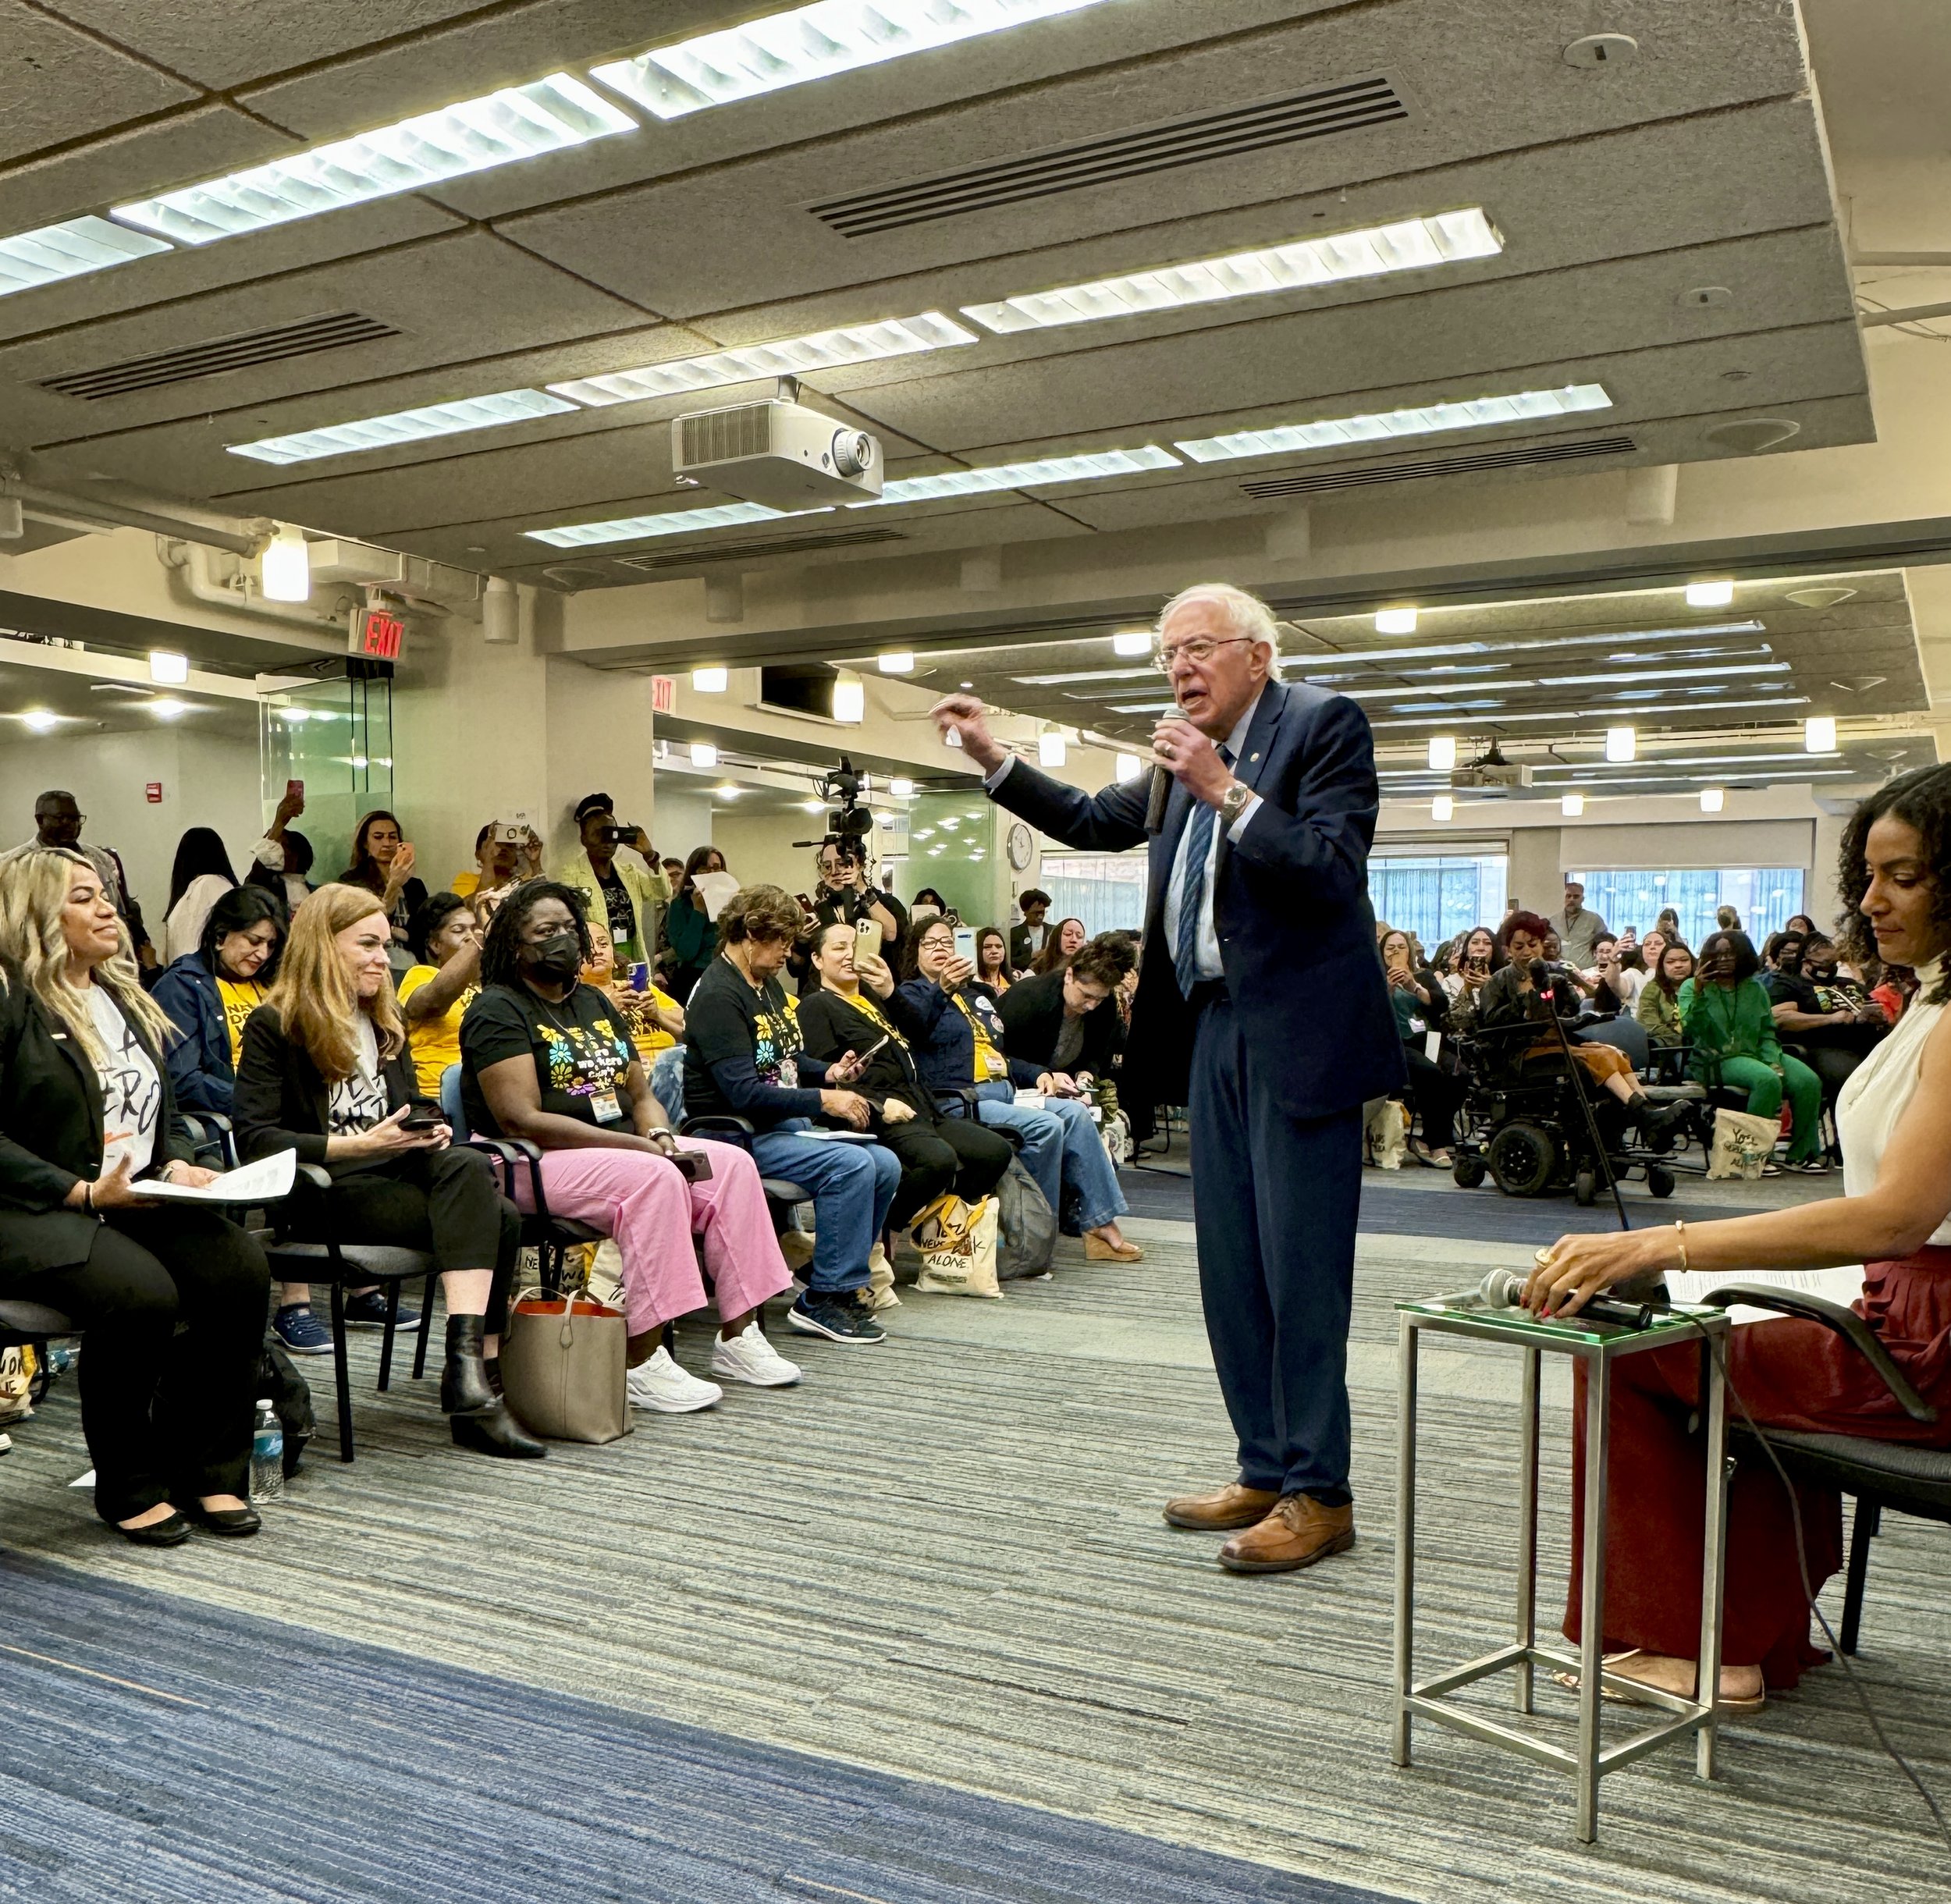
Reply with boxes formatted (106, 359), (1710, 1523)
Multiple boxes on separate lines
(1, 1178), (1946, 1903)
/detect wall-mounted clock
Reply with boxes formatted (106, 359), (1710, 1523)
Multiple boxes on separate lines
(1006, 821), (1036, 871)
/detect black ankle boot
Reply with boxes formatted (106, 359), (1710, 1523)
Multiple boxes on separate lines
(441, 1315), (496, 1416)
(452, 1400), (547, 1459)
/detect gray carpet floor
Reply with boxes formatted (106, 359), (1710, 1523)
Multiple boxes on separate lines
(2, 1189), (1946, 1903)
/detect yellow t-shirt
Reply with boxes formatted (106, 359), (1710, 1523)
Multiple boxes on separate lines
(397, 964), (478, 1096)
(450, 870), (481, 897)
(215, 978), (267, 1064)
(609, 984), (683, 1060)
(951, 991), (1009, 1081)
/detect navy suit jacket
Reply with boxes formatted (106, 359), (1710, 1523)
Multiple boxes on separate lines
(987, 678), (1406, 1121)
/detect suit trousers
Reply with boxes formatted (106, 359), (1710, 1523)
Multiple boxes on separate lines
(1189, 993), (1362, 1502)
(5, 1209), (269, 1523)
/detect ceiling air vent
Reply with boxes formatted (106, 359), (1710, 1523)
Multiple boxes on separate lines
(38, 311), (401, 401)
(616, 528), (909, 570)
(809, 75), (1409, 236)
(1238, 435), (1637, 499)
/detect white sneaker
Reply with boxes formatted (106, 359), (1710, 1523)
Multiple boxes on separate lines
(709, 1321), (803, 1388)
(626, 1345), (723, 1413)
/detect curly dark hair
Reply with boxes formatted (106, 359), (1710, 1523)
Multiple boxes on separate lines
(408, 890), (473, 964)
(1069, 932), (1138, 989)
(1838, 763), (1951, 1006)
(478, 879), (592, 989)
(1695, 929), (1760, 986)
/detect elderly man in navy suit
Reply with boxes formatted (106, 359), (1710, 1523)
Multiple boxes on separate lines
(933, 583), (1403, 1574)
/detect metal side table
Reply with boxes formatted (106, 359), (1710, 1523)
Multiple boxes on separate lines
(1391, 1299), (1732, 1842)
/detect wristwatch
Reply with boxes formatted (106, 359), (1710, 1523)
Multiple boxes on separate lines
(1217, 780), (1253, 827)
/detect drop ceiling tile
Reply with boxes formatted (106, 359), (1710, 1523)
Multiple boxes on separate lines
(0, 3), (198, 165)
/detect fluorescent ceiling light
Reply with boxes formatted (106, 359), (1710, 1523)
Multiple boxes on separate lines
(0, 216), (171, 299)
(1701, 787), (1725, 812)
(691, 667), (728, 692)
(1686, 580), (1736, 608)
(1318, 622), (1764, 668)
(1114, 753), (1143, 783)
(689, 741), (718, 767)
(591, 0), (1113, 119)
(1605, 726), (1636, 763)
(1015, 666), (1154, 686)
(549, 313), (976, 406)
(1112, 631), (1153, 657)
(1375, 607), (1419, 637)
(1806, 715), (1837, 752)
(1431, 794), (1455, 822)
(963, 208), (1501, 333)
(1534, 662), (1788, 687)
(229, 389), (574, 465)
(1427, 736), (1457, 771)
(527, 499), (793, 548)
(1370, 696), (1809, 729)
(878, 652), (915, 673)
(1552, 749), (1841, 770)
(1175, 384), (1612, 464)
(149, 651), (189, 685)
(112, 76), (633, 245)
(868, 445), (1181, 506)
(261, 525), (310, 602)
(1561, 792), (1585, 817)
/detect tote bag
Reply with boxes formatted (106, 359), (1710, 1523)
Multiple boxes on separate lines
(499, 1285), (632, 1444)
(1708, 1105), (1780, 1181)
(912, 1194), (1001, 1298)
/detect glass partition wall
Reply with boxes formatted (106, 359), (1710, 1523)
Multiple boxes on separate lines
(258, 668), (395, 884)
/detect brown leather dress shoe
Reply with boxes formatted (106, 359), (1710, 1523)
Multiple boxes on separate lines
(1162, 1482), (1280, 1531)
(1217, 1495), (1356, 1574)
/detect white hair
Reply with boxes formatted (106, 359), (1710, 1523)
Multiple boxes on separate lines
(1154, 583), (1283, 677)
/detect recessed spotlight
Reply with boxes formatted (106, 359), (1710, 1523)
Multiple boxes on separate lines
(715, 783), (741, 798)
(149, 651), (189, 685)
(1806, 716), (1837, 752)
(19, 710), (60, 733)
(690, 741), (718, 768)
(1114, 753), (1143, 783)
(691, 667), (727, 692)
(261, 525), (310, 602)
(801, 798), (826, 814)
(959, 680), (975, 690)
(1376, 606), (1419, 636)
(832, 672), (864, 723)
(1431, 794), (1455, 822)
(1427, 734), (1456, 771)
(1685, 579), (1735, 608)
(889, 777), (915, 798)
(1561, 791), (1585, 817)
(1700, 787), (1725, 812)
(878, 652), (915, 674)
(1039, 726), (1067, 766)
(147, 698), (188, 719)
(1605, 726), (1636, 763)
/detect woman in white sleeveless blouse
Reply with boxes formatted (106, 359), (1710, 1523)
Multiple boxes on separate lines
(1524, 766), (1951, 1710)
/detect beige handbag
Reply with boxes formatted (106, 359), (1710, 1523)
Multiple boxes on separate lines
(498, 1285), (632, 1444)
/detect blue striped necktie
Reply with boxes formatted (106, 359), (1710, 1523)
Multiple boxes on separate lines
(1172, 744), (1232, 998)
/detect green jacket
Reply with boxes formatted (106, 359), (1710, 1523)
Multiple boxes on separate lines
(1635, 981), (1683, 1046)
(1678, 976), (1782, 1068)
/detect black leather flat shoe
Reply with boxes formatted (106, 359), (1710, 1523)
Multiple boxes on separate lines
(115, 1511), (191, 1547)
(452, 1401), (546, 1459)
(184, 1501), (262, 1537)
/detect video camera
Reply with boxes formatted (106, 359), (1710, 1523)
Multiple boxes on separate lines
(794, 756), (875, 862)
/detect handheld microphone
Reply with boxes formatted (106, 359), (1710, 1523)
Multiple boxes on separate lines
(1146, 702), (1191, 836)
(1478, 1266), (1659, 1331)
(1527, 956), (1552, 1000)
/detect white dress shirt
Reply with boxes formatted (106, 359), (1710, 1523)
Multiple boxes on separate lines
(985, 691), (1263, 984)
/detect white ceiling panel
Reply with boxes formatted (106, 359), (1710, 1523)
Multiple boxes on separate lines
(0, 4), (196, 165)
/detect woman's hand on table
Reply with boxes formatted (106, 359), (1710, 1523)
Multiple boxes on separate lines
(1522, 1228), (1674, 1318)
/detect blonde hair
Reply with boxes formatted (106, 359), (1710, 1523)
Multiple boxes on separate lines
(263, 882), (403, 1080)
(0, 848), (173, 1066)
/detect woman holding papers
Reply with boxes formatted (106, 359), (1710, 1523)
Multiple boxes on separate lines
(1525, 765), (1951, 1711)
(0, 848), (271, 1546)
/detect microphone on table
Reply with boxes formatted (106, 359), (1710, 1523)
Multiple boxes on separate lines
(1478, 1266), (1661, 1331)
(1146, 702), (1191, 836)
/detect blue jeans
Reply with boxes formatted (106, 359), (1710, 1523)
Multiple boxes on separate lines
(748, 1121), (901, 1295)
(972, 1081), (1126, 1234)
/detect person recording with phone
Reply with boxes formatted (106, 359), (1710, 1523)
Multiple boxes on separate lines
(560, 792), (666, 975)
(798, 922), (1011, 1230)
(935, 582), (1405, 1575)
(808, 837), (904, 980)
(0, 848), (272, 1545)
(1439, 924), (1501, 1032)
(339, 810), (425, 952)
(450, 822), (543, 908)
(233, 883), (541, 1459)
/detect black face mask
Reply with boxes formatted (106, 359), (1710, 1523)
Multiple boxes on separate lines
(1810, 961), (1838, 982)
(522, 931), (582, 983)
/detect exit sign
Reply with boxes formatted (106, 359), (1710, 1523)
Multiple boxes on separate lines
(650, 674), (677, 715)
(351, 606), (405, 660)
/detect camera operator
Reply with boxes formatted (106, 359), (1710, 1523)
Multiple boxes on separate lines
(809, 837), (904, 961)
(560, 792), (669, 976)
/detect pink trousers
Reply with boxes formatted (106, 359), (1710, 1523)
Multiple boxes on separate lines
(509, 1138), (791, 1336)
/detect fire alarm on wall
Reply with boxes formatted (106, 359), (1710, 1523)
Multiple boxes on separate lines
(145, 783), (162, 803)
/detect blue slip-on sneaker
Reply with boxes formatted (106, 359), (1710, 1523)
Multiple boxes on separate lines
(342, 1289), (421, 1332)
(273, 1304), (333, 1355)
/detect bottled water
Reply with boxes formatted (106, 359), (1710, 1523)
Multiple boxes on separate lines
(250, 1398), (284, 1503)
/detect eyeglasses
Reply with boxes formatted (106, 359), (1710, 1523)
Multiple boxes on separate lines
(1154, 635), (1255, 677)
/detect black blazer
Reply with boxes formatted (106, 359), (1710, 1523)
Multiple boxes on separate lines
(0, 956), (194, 1276)
(233, 1003), (427, 1173)
(987, 679), (1405, 1118)
(997, 966), (1121, 1085)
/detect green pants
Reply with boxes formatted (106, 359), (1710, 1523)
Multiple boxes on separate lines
(1711, 1053), (1824, 1163)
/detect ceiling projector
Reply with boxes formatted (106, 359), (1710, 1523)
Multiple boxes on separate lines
(672, 398), (883, 509)
(1452, 740), (1533, 795)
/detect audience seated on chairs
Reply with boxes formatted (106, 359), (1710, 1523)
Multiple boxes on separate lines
(159, 826), (241, 965)
(460, 879), (800, 1410)
(1381, 927), (1463, 1167)
(397, 893), (483, 1096)
(151, 883), (284, 1117)
(233, 882), (542, 1458)
(681, 883), (901, 1347)
(582, 925), (685, 1066)
(1523, 763), (1951, 1712)
(974, 925), (1012, 996)
(1763, 929), (1888, 1106)
(1682, 929), (1826, 1172)
(896, 917), (1135, 1259)
(1477, 911), (1686, 1142)
(1635, 940), (1695, 1052)
(339, 810), (425, 953)
(0, 847), (271, 1544)
(1439, 925), (1501, 1033)
(448, 822), (542, 908)
(659, 846), (727, 1004)
(997, 932), (1144, 1262)
(797, 922), (1013, 1231)
(1029, 916), (1086, 976)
